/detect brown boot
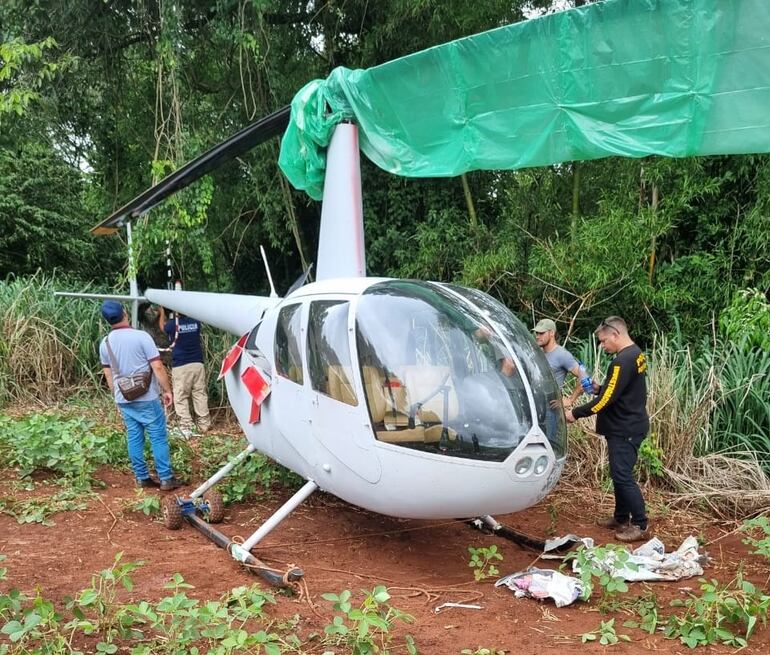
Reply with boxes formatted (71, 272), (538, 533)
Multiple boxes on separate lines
(615, 524), (650, 542)
(596, 516), (630, 530)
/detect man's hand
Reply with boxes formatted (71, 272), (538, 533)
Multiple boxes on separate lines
(591, 380), (601, 395)
(565, 409), (576, 423)
(162, 390), (173, 407)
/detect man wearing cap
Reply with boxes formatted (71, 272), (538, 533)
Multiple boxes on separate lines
(532, 318), (585, 407)
(565, 316), (650, 542)
(99, 300), (184, 491)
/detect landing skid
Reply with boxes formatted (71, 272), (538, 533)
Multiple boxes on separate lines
(467, 514), (545, 551)
(161, 442), (316, 587)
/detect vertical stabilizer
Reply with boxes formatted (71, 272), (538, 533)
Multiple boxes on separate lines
(316, 123), (365, 280)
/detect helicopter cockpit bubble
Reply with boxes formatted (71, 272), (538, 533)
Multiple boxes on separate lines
(444, 284), (567, 459)
(355, 280), (535, 462)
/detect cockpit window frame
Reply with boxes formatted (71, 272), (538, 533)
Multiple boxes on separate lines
(274, 303), (304, 385)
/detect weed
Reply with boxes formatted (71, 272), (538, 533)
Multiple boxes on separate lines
(0, 413), (126, 486)
(322, 586), (418, 654)
(740, 515), (770, 560)
(581, 618), (631, 645)
(620, 592), (661, 633)
(563, 543), (637, 602)
(122, 489), (161, 517)
(196, 434), (301, 504)
(664, 575), (770, 648)
(468, 545), (503, 582)
(0, 487), (90, 526)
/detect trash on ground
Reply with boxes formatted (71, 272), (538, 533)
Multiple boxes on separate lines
(541, 533), (594, 558)
(495, 567), (584, 607)
(573, 536), (707, 582)
(434, 602), (483, 613)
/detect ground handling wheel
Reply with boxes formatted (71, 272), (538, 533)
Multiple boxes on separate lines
(162, 496), (183, 530)
(204, 490), (225, 524)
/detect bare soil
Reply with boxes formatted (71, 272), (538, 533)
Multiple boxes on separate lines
(1, 466), (769, 654)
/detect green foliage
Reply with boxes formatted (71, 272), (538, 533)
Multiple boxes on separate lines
(581, 618), (631, 645)
(563, 544), (637, 601)
(0, 553), (309, 655)
(0, 36), (62, 118)
(621, 593), (661, 634)
(0, 413), (125, 485)
(467, 545), (503, 582)
(322, 586), (417, 655)
(196, 433), (302, 504)
(637, 437), (665, 480)
(123, 489), (161, 517)
(0, 487), (90, 527)
(719, 288), (770, 351)
(740, 515), (770, 560)
(664, 576), (770, 648)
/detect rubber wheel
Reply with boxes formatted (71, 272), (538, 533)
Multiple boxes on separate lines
(204, 491), (225, 524)
(162, 496), (183, 530)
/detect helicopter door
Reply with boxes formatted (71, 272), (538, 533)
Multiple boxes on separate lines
(306, 299), (381, 483)
(271, 302), (316, 471)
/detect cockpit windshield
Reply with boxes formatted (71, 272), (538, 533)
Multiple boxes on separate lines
(444, 284), (567, 458)
(355, 281), (532, 461)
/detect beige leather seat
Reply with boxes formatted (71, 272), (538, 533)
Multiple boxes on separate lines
(327, 364), (357, 406)
(364, 365), (458, 444)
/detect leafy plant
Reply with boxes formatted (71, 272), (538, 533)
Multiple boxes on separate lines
(468, 545), (503, 582)
(740, 515), (770, 560)
(0, 413), (125, 486)
(664, 575), (770, 648)
(322, 586), (417, 654)
(581, 618), (631, 645)
(123, 489), (161, 517)
(620, 592), (661, 634)
(563, 544), (637, 601)
(0, 487), (90, 526)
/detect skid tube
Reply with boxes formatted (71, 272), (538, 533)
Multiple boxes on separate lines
(165, 442), (309, 587)
(184, 513), (304, 587)
(467, 514), (546, 551)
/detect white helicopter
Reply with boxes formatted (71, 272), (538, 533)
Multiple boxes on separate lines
(84, 118), (566, 585)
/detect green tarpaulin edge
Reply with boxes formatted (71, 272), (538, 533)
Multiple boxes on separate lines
(279, 0), (770, 200)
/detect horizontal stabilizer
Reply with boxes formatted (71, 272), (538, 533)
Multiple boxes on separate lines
(144, 288), (281, 337)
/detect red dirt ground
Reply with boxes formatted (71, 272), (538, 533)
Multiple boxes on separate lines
(2, 466), (769, 654)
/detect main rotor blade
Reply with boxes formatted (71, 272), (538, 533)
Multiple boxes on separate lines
(92, 105), (291, 235)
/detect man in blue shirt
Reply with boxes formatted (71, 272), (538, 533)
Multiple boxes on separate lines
(159, 306), (212, 437)
(100, 300), (183, 491)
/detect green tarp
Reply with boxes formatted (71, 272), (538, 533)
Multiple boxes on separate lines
(278, 0), (770, 200)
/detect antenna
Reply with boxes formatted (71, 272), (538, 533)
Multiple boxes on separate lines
(260, 245), (278, 298)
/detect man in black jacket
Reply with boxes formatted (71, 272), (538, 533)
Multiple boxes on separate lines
(565, 316), (650, 542)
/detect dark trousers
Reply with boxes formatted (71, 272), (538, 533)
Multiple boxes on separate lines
(606, 433), (648, 530)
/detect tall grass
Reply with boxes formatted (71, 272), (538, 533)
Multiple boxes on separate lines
(0, 274), (107, 405)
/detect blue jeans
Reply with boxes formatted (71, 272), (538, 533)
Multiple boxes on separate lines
(118, 399), (174, 482)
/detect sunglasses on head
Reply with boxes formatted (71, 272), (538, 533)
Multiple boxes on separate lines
(599, 319), (619, 334)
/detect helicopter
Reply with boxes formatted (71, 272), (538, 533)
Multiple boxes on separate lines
(65, 0), (770, 585)
(101, 120), (566, 585)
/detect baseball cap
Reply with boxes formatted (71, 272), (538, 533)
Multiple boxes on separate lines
(101, 300), (125, 325)
(533, 318), (556, 333)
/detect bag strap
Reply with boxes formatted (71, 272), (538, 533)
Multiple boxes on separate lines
(104, 333), (122, 377)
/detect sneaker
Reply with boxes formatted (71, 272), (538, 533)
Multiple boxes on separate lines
(160, 476), (187, 491)
(596, 516), (630, 530)
(137, 476), (160, 489)
(615, 524), (650, 542)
